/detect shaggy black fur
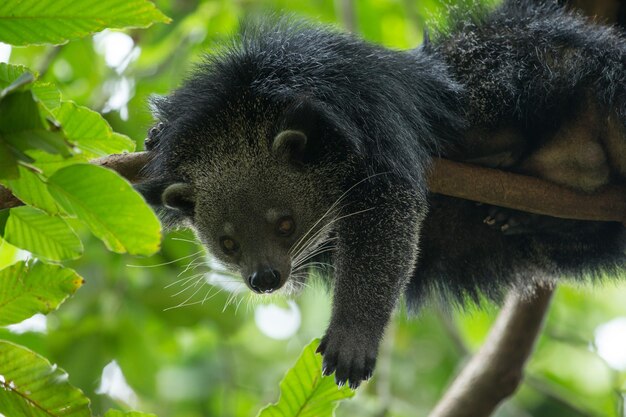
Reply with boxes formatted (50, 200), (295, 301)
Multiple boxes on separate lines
(139, 0), (626, 388)
(407, 0), (626, 309)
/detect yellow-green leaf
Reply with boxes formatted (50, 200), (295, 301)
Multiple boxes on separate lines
(0, 165), (61, 214)
(0, 261), (84, 326)
(4, 206), (83, 261)
(0, 0), (171, 46)
(47, 164), (161, 255)
(257, 339), (354, 417)
(0, 63), (30, 89)
(0, 340), (91, 416)
(53, 101), (135, 158)
(32, 82), (62, 111)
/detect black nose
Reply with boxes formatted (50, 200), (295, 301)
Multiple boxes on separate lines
(248, 268), (282, 293)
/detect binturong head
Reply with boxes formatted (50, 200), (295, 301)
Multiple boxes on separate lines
(151, 107), (349, 295)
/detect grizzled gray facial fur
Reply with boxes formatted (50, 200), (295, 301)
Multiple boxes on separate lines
(161, 124), (345, 294)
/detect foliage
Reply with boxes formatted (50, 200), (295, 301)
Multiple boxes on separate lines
(0, 0), (170, 46)
(0, 1), (625, 417)
(257, 339), (354, 417)
(0, 340), (91, 417)
(0, 0), (165, 415)
(0, 261), (83, 326)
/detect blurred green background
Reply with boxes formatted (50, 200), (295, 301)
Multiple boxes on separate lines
(1, 0), (625, 416)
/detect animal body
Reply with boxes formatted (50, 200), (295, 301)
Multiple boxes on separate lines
(139, 0), (626, 388)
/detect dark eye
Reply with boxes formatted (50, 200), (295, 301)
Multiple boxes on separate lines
(276, 216), (295, 236)
(220, 237), (239, 255)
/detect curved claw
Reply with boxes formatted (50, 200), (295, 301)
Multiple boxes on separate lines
(317, 331), (377, 389)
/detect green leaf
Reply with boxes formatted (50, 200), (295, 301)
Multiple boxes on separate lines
(54, 101), (135, 158)
(0, 64), (60, 111)
(0, 90), (45, 133)
(27, 151), (89, 177)
(48, 164), (161, 255)
(32, 82), (62, 111)
(7, 128), (71, 156)
(0, 261), (84, 326)
(105, 410), (158, 417)
(0, 236), (20, 270)
(0, 140), (19, 179)
(0, 0), (171, 46)
(0, 165), (61, 214)
(257, 339), (354, 417)
(0, 72), (35, 99)
(0, 340), (91, 417)
(0, 90), (72, 157)
(3, 206), (83, 261)
(0, 63), (30, 88)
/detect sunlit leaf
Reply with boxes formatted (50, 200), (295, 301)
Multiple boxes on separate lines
(0, 64), (61, 111)
(0, 63), (30, 88)
(0, 236), (20, 270)
(257, 339), (354, 417)
(0, 0), (171, 46)
(0, 72), (35, 99)
(0, 261), (83, 326)
(0, 165), (61, 214)
(0, 90), (72, 157)
(27, 151), (89, 177)
(32, 82), (62, 111)
(0, 340), (91, 416)
(3, 206), (83, 261)
(48, 164), (161, 255)
(53, 101), (135, 158)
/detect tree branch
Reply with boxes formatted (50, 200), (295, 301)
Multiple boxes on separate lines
(428, 285), (555, 417)
(2, 154), (623, 227)
(428, 159), (626, 226)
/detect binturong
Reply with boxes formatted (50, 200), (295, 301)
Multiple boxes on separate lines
(138, 0), (626, 389)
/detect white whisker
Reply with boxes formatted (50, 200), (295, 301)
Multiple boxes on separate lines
(164, 277), (209, 310)
(126, 250), (204, 268)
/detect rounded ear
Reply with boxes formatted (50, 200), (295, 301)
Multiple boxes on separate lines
(162, 183), (195, 215)
(272, 130), (307, 161)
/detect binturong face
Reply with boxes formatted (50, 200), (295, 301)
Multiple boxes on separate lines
(160, 126), (346, 295)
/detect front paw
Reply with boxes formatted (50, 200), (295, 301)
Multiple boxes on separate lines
(316, 328), (378, 389)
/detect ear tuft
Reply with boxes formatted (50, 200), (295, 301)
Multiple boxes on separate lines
(272, 130), (308, 161)
(162, 183), (195, 215)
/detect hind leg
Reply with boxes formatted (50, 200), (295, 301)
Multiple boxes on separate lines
(519, 100), (611, 192)
(485, 100), (615, 234)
